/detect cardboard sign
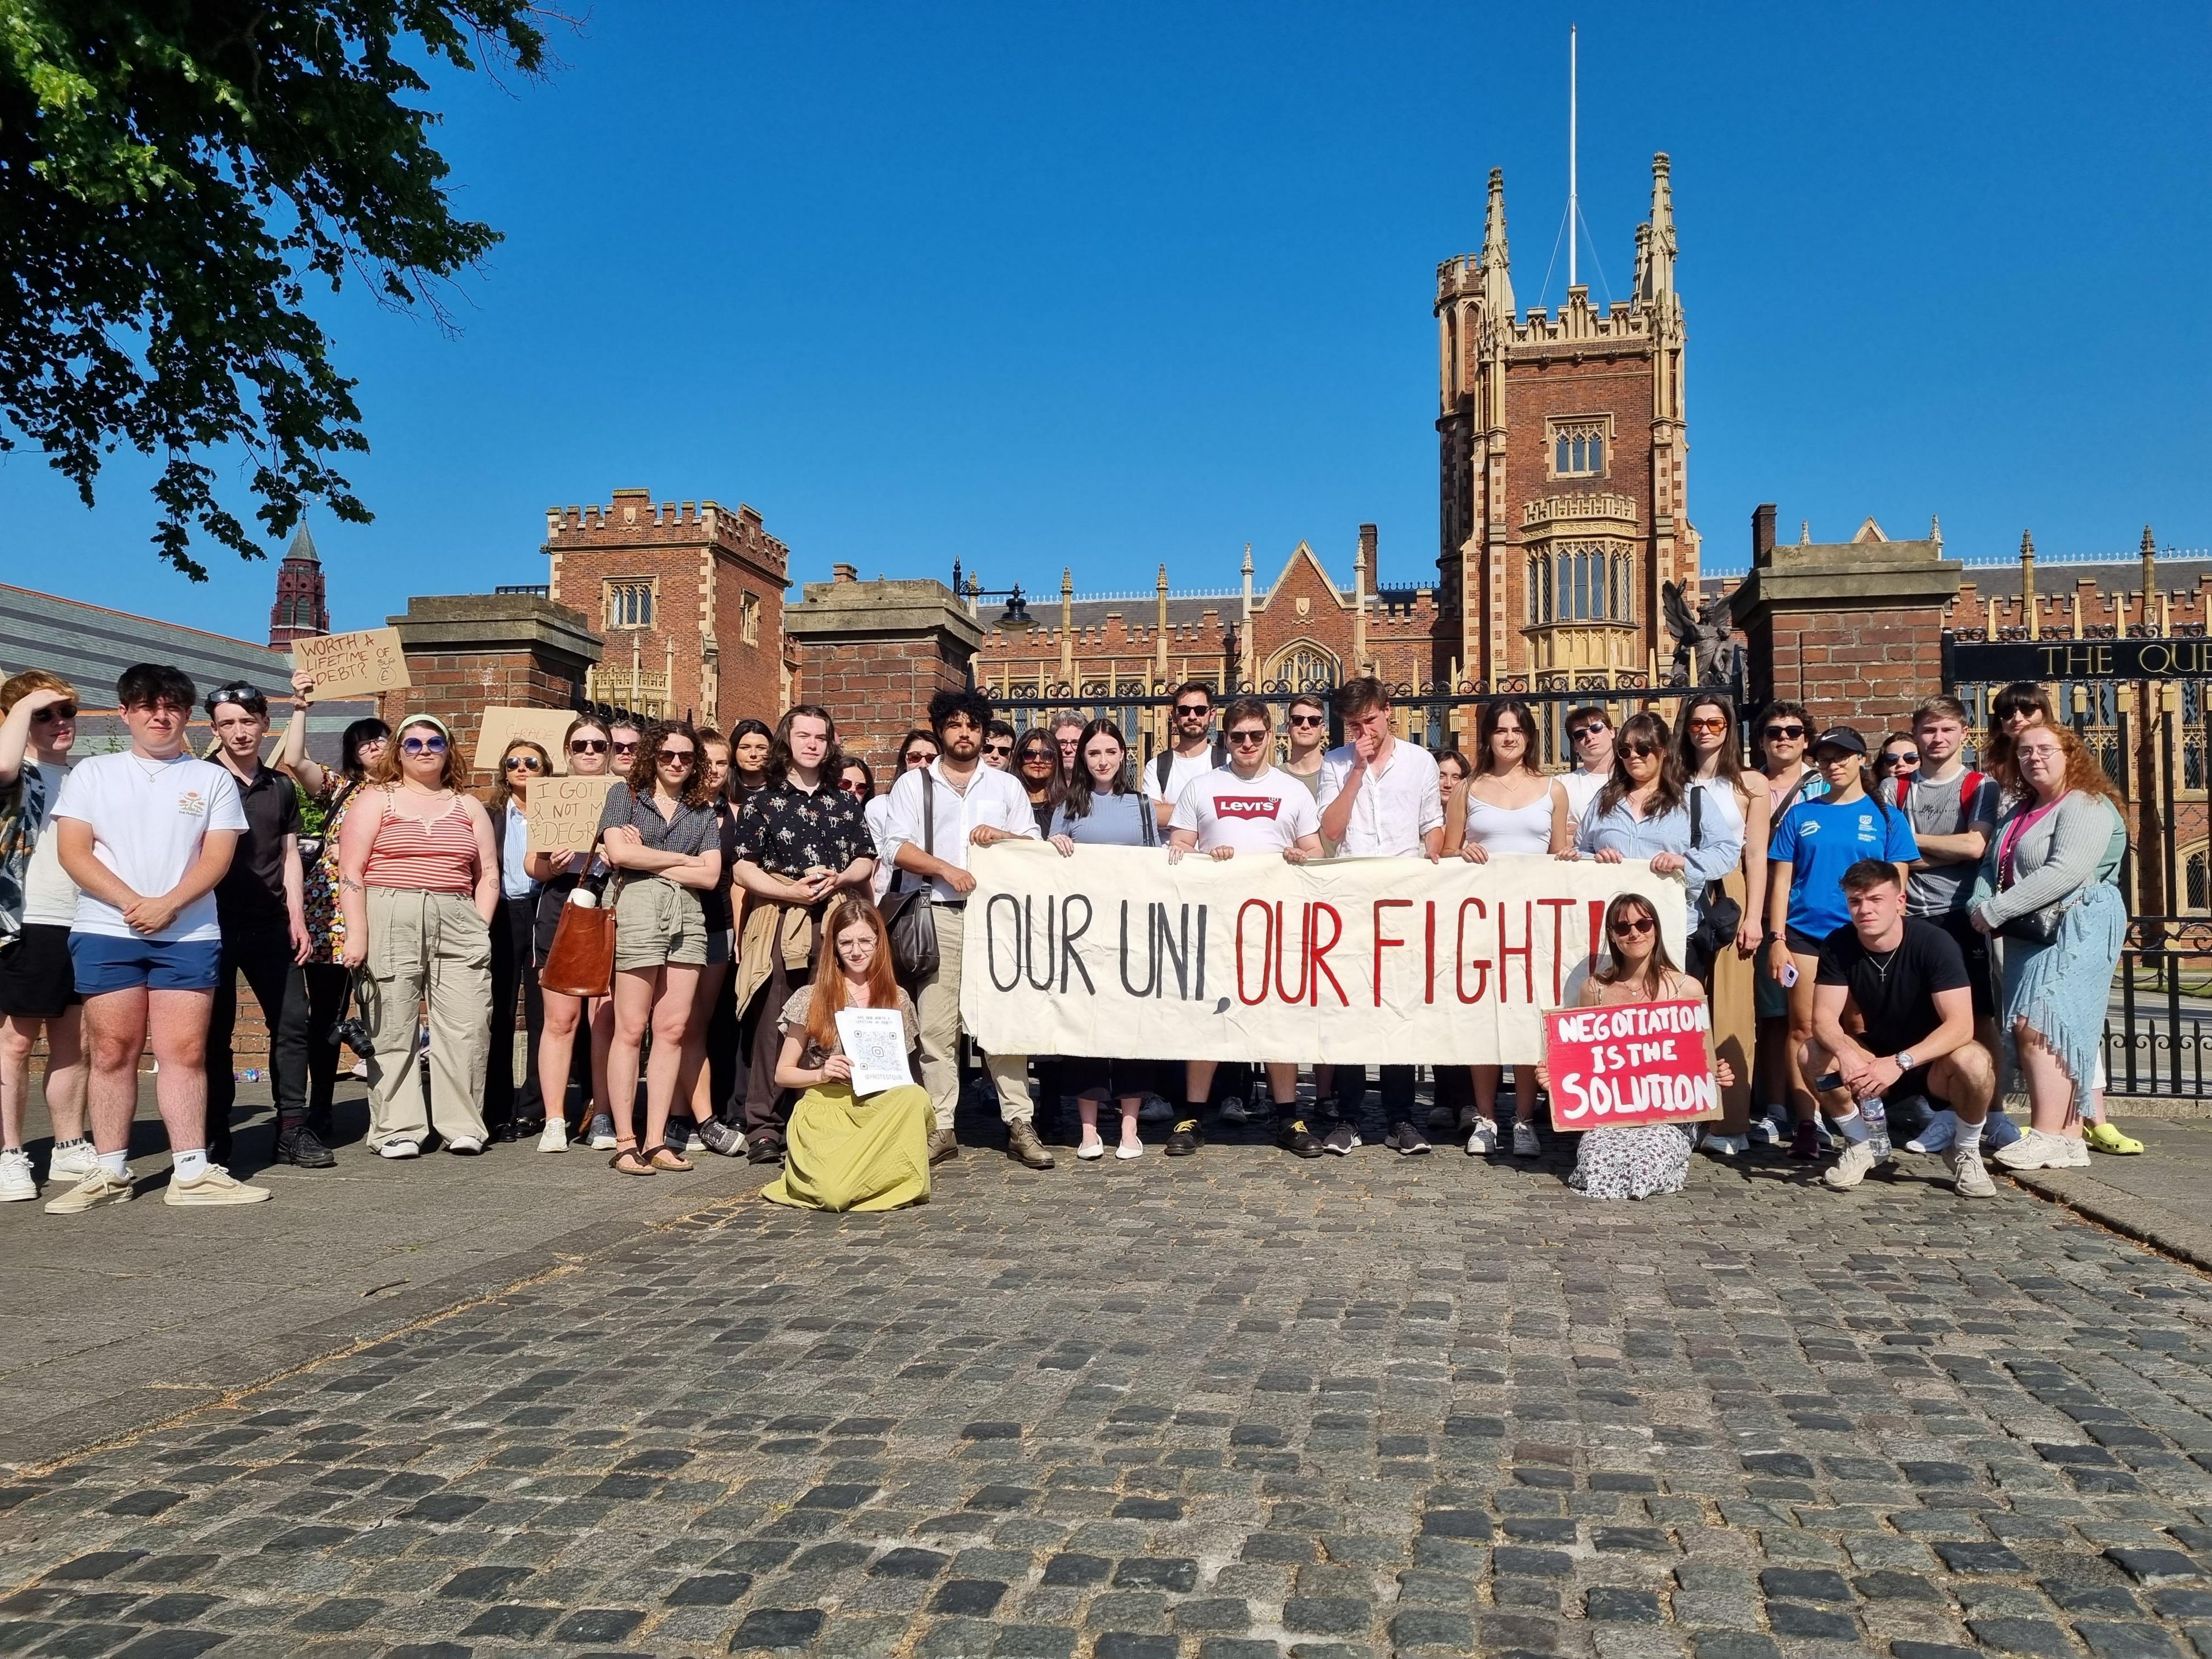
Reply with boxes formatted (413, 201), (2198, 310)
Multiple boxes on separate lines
(474, 706), (582, 774)
(293, 627), (410, 699)
(522, 774), (615, 856)
(958, 844), (1687, 1065)
(1544, 999), (1720, 1130)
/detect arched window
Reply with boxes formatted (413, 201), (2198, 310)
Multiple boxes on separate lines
(1266, 641), (1339, 690)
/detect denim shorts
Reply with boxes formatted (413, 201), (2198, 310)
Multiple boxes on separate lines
(69, 933), (224, 995)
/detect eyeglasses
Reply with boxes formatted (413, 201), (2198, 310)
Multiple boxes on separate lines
(838, 778), (869, 794)
(1609, 915), (1657, 937)
(503, 755), (543, 772)
(1570, 724), (1608, 741)
(400, 734), (447, 754)
(1621, 741), (1658, 758)
(1687, 717), (1728, 733)
(1226, 729), (1268, 746)
(1175, 703), (1210, 717)
(570, 738), (609, 755)
(1762, 723), (1806, 741)
(1287, 714), (1325, 728)
(656, 748), (695, 765)
(30, 703), (77, 722)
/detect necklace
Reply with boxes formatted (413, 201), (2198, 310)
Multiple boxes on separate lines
(129, 751), (181, 782)
(1865, 938), (1904, 983)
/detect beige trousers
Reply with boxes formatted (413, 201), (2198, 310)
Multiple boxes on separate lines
(915, 906), (1032, 1132)
(363, 885), (492, 1150)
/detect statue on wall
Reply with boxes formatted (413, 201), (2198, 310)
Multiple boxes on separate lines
(1663, 580), (1741, 686)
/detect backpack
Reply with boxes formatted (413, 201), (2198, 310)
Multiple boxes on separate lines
(1892, 768), (1988, 829)
(1153, 742), (1228, 797)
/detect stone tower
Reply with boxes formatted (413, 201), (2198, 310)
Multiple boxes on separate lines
(1434, 154), (1697, 687)
(268, 523), (329, 646)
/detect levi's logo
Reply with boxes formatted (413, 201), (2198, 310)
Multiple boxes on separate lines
(1215, 794), (1280, 821)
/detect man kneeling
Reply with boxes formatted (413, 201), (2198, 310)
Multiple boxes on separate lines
(1805, 858), (1996, 1198)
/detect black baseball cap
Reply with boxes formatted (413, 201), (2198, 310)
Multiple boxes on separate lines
(1812, 726), (1866, 757)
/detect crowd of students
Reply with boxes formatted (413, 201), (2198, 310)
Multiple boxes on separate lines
(0, 658), (2134, 1216)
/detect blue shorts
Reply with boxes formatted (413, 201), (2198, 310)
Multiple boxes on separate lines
(68, 933), (224, 995)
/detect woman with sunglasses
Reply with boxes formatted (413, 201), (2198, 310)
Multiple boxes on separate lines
(481, 738), (552, 1147)
(338, 715), (499, 1158)
(276, 681), (390, 1141)
(1543, 892), (1733, 1201)
(1014, 730), (1061, 838)
(868, 735), (934, 903)
(1444, 699), (1572, 1157)
(526, 718), (618, 1152)
(1986, 682), (2054, 806)
(1749, 701), (1823, 1142)
(596, 719), (724, 1175)
(685, 732), (748, 1157)
(1674, 695), (1768, 1155)
(1873, 733), (1920, 800)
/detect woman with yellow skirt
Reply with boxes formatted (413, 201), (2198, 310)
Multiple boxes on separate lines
(760, 896), (931, 1212)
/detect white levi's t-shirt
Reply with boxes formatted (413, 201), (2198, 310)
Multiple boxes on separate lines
(1168, 763), (1322, 854)
(52, 752), (247, 942)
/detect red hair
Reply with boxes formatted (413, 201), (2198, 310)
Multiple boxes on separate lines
(806, 896), (900, 1056)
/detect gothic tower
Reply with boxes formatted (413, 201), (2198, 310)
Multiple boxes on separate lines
(268, 523), (330, 646)
(1434, 154), (1697, 688)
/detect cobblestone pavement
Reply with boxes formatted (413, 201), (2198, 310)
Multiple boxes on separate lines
(6, 1131), (2212, 1659)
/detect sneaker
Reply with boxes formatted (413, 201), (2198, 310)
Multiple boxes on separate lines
(1384, 1121), (1431, 1156)
(274, 1123), (336, 1168)
(1164, 1119), (1203, 1157)
(1994, 1128), (2089, 1171)
(1218, 1096), (1249, 1125)
(537, 1118), (570, 1154)
(1278, 1119), (1324, 1159)
(1512, 1120), (1541, 1158)
(1824, 1140), (1879, 1190)
(446, 1135), (484, 1156)
(1701, 1132), (1749, 1158)
(693, 1117), (742, 1157)
(165, 1164), (272, 1206)
(586, 1114), (618, 1151)
(1947, 1144), (1996, 1198)
(1137, 1094), (1175, 1124)
(1906, 1109), (1957, 1155)
(1320, 1123), (1359, 1156)
(378, 1139), (421, 1160)
(1465, 1118), (1499, 1157)
(48, 1138), (99, 1183)
(1982, 1107), (2023, 1152)
(2087, 1121), (2144, 1155)
(1748, 1110), (1789, 1147)
(0, 1147), (35, 1202)
(1006, 1121), (1056, 1170)
(927, 1127), (960, 1165)
(44, 1168), (133, 1213)
(1789, 1120), (1822, 1161)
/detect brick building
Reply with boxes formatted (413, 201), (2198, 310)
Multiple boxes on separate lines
(267, 524), (329, 646)
(543, 488), (794, 729)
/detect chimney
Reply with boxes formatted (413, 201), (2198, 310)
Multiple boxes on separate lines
(1752, 503), (1777, 567)
(831, 563), (858, 584)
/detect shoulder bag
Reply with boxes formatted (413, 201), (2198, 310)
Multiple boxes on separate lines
(880, 770), (940, 982)
(541, 870), (622, 998)
(1684, 785), (1743, 979)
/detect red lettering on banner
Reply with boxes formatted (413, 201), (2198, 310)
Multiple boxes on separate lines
(1309, 903), (1346, 1005)
(1498, 902), (1534, 1003)
(1538, 897), (1575, 1004)
(1455, 897), (1488, 1003)
(1214, 796), (1281, 821)
(1373, 900), (1412, 1006)
(1235, 899), (1272, 1006)
(1545, 1000), (1719, 1129)
(1588, 899), (1605, 969)
(1423, 901), (1437, 1005)
(1274, 902), (1311, 1004)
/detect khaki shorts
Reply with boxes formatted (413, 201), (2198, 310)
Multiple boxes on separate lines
(613, 877), (707, 971)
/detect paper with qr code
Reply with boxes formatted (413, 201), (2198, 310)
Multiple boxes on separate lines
(835, 1008), (913, 1096)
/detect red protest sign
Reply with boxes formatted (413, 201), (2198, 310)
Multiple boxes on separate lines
(1544, 999), (1721, 1131)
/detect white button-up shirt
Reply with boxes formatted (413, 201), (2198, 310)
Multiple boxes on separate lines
(1316, 738), (1444, 858)
(880, 757), (1040, 903)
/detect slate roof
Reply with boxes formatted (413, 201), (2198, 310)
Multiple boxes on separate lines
(1950, 558), (2212, 599)
(0, 583), (291, 706)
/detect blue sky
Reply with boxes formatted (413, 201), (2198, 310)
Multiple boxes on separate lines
(5, 0), (2208, 639)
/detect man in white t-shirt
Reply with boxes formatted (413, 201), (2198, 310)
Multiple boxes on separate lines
(1165, 698), (1325, 1160)
(1317, 676), (1444, 1156)
(1556, 704), (1616, 830)
(1142, 680), (1226, 830)
(0, 671), (97, 1202)
(46, 664), (268, 1212)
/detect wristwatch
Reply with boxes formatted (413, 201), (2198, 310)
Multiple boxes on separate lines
(1895, 1050), (1915, 1071)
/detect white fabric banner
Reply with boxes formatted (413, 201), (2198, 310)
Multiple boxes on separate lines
(957, 843), (1688, 1065)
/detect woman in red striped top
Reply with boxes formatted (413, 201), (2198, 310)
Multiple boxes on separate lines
(338, 715), (499, 1160)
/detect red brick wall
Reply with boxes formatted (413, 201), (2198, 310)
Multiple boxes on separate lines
(1751, 605), (1949, 730)
(800, 634), (971, 776)
(378, 649), (577, 786)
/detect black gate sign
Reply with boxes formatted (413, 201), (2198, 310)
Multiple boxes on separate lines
(1947, 635), (2212, 682)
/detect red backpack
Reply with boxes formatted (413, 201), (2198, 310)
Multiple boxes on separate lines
(1893, 770), (1988, 828)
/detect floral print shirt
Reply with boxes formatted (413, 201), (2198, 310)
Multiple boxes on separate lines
(303, 778), (362, 965)
(732, 778), (873, 880)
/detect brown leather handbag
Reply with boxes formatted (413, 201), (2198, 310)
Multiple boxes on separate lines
(540, 876), (621, 998)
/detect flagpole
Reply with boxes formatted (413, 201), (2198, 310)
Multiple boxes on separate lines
(1568, 24), (1578, 290)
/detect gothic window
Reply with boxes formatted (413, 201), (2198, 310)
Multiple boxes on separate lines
(604, 578), (655, 630)
(740, 592), (761, 646)
(1266, 641), (1339, 690)
(1547, 415), (1611, 480)
(2190, 852), (2207, 911)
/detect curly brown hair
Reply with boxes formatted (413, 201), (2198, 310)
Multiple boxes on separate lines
(623, 719), (715, 808)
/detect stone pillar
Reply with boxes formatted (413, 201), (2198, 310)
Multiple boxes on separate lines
(783, 572), (983, 771)
(380, 594), (603, 781)
(1728, 509), (1962, 729)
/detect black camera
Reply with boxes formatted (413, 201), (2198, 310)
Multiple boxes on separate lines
(329, 971), (373, 1057)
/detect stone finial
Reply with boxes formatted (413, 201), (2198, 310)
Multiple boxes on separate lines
(2020, 529), (2035, 561)
(1060, 566), (1073, 596)
(1799, 520), (1810, 544)
(2142, 524), (2158, 557)
(1480, 168), (1515, 321)
(1929, 514), (1942, 550)
(1640, 153), (1676, 302)
(1155, 563), (1169, 593)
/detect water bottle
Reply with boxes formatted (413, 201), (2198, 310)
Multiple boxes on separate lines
(1863, 1096), (1891, 1161)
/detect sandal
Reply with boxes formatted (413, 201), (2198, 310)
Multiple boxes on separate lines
(645, 1143), (694, 1172)
(609, 1146), (656, 1176)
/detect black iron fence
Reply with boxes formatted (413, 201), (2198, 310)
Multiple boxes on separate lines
(2107, 919), (2212, 1101)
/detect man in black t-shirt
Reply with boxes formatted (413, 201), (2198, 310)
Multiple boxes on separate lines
(1806, 858), (1995, 1198)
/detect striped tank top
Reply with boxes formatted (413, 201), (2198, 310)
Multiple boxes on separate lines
(362, 791), (479, 895)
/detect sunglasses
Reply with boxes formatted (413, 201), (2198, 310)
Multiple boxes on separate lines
(1762, 723), (1806, 740)
(1687, 717), (1728, 733)
(984, 741), (1014, 755)
(1226, 730), (1268, 746)
(1995, 704), (2039, 721)
(400, 734), (447, 754)
(612, 740), (639, 753)
(1287, 714), (1325, 728)
(1884, 751), (1920, 766)
(211, 684), (263, 707)
(1019, 750), (1054, 764)
(656, 748), (696, 765)
(570, 738), (609, 755)
(1610, 915), (1657, 937)
(1621, 741), (1658, 758)
(30, 703), (77, 722)
(904, 752), (936, 767)
(503, 755), (543, 772)
(1570, 724), (1608, 741)
(838, 778), (869, 794)
(1175, 704), (1210, 717)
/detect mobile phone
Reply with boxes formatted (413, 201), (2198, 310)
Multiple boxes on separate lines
(1780, 961), (1798, 988)
(1814, 1071), (1843, 1092)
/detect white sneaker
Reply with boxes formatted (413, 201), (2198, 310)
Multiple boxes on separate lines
(1993, 1128), (2086, 1171)
(44, 1168), (134, 1213)
(537, 1119), (568, 1154)
(1748, 1111), (1789, 1146)
(47, 1139), (100, 1183)
(1824, 1140), (1878, 1190)
(379, 1139), (421, 1160)
(586, 1115), (618, 1150)
(446, 1135), (484, 1156)
(0, 1147), (35, 1202)
(1511, 1121), (1541, 1158)
(1465, 1119), (1499, 1157)
(165, 1164), (272, 1206)
(1701, 1132), (1749, 1158)
(1948, 1144), (1997, 1198)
